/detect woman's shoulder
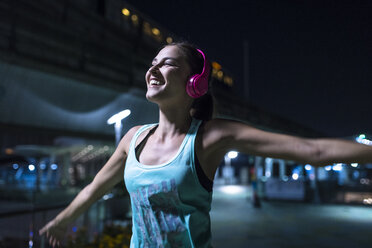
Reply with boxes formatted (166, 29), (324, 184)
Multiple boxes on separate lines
(200, 117), (255, 143)
(125, 122), (158, 135)
(195, 118), (241, 162)
(202, 118), (241, 132)
(198, 118), (236, 143)
(120, 125), (145, 153)
(126, 125), (143, 136)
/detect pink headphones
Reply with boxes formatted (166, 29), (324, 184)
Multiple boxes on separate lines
(186, 49), (211, 98)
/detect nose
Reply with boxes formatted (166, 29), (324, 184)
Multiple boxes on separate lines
(148, 64), (160, 74)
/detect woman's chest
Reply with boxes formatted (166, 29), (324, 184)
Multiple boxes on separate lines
(136, 135), (186, 166)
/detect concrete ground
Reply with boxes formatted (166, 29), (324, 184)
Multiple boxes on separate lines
(210, 185), (372, 248)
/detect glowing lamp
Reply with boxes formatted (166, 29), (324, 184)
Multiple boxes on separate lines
(122, 8), (130, 16)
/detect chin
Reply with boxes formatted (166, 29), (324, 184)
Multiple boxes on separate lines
(146, 89), (190, 106)
(145, 91), (162, 104)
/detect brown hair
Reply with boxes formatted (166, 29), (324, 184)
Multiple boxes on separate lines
(164, 41), (215, 121)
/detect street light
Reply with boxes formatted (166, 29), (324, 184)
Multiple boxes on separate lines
(227, 151), (238, 159)
(107, 109), (131, 146)
(225, 151), (238, 167)
(223, 151), (238, 184)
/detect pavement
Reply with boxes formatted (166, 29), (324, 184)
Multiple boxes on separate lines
(210, 185), (372, 248)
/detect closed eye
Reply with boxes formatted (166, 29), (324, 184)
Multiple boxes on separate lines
(150, 58), (178, 68)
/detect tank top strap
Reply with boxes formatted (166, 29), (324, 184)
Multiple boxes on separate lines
(129, 123), (158, 156)
(189, 118), (203, 136)
(185, 118), (202, 160)
(178, 118), (202, 154)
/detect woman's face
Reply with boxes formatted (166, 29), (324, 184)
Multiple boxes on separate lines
(145, 45), (192, 104)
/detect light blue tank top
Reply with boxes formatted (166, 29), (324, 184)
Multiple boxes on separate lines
(124, 118), (213, 248)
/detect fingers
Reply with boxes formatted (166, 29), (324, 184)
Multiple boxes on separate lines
(49, 236), (53, 246)
(40, 221), (64, 247)
(39, 221), (52, 236)
(39, 225), (47, 236)
(48, 235), (62, 248)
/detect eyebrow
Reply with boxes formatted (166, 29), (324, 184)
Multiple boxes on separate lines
(152, 57), (178, 63)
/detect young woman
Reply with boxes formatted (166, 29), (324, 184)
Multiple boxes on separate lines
(39, 42), (372, 247)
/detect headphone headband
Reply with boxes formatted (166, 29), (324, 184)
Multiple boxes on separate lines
(197, 49), (208, 76)
(186, 48), (211, 98)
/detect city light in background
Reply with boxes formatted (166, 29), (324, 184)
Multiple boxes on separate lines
(218, 185), (246, 195)
(28, 164), (35, 172)
(291, 173), (299, 180)
(227, 151), (238, 159)
(107, 109), (131, 146)
(356, 134), (372, 145)
(222, 151), (239, 184)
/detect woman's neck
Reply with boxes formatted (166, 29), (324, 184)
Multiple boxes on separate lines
(155, 105), (192, 142)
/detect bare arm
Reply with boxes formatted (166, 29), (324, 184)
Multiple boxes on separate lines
(52, 142), (126, 226)
(39, 126), (140, 247)
(205, 119), (372, 166)
(311, 138), (372, 166)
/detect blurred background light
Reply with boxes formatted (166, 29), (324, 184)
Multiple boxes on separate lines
(332, 163), (343, 171)
(107, 109), (131, 125)
(363, 198), (372, 205)
(131, 14), (138, 22)
(122, 8), (130, 16)
(151, 27), (160, 36)
(292, 173), (299, 180)
(219, 185), (245, 195)
(227, 151), (238, 159)
(166, 37), (173, 44)
(39, 163), (47, 170)
(50, 163), (58, 170)
(351, 163), (358, 168)
(28, 164), (35, 171)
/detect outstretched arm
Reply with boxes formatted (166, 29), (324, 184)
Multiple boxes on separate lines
(39, 126), (140, 247)
(207, 119), (372, 166)
(309, 138), (372, 166)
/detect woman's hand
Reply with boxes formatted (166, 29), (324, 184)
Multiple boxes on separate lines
(39, 219), (68, 248)
(37, 126), (138, 247)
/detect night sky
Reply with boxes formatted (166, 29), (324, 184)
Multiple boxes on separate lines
(125, 0), (372, 137)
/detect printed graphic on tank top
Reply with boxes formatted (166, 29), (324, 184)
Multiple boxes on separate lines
(130, 179), (187, 246)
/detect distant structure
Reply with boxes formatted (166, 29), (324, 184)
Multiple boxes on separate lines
(0, 0), (322, 151)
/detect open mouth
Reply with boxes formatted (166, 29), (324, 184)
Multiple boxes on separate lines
(149, 79), (164, 86)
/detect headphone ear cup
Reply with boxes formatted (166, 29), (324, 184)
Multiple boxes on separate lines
(186, 74), (208, 98)
(186, 74), (200, 98)
(198, 76), (209, 98)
